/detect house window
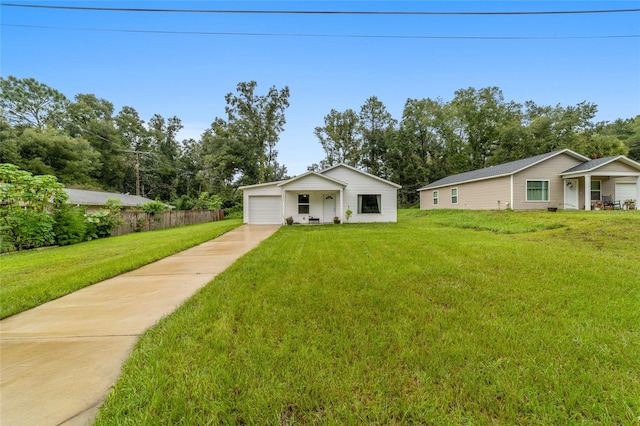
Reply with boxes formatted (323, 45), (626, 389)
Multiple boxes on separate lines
(590, 180), (601, 201)
(358, 194), (381, 214)
(451, 188), (458, 204)
(298, 194), (309, 214)
(433, 191), (439, 206)
(526, 180), (549, 201)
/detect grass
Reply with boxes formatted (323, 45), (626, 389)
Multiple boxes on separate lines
(0, 219), (242, 319)
(93, 209), (640, 424)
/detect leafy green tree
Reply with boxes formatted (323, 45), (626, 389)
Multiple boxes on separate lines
(146, 114), (183, 200)
(451, 87), (521, 169)
(314, 108), (361, 168)
(65, 94), (129, 191)
(598, 116), (640, 160)
(359, 96), (396, 178)
(0, 76), (69, 129)
(207, 81), (290, 184)
(390, 97), (454, 204)
(6, 127), (101, 185)
(0, 164), (67, 251)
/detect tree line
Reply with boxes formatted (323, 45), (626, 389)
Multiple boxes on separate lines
(2, 76), (638, 207)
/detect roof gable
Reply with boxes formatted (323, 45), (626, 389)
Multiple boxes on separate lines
(321, 163), (402, 189)
(277, 171), (347, 188)
(418, 149), (589, 191)
(561, 155), (640, 174)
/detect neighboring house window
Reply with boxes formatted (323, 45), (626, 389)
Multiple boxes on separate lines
(526, 180), (550, 201)
(298, 194), (309, 214)
(433, 191), (439, 205)
(590, 180), (602, 201)
(358, 194), (381, 214)
(451, 188), (458, 205)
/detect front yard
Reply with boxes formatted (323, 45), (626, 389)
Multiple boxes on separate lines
(93, 210), (640, 424)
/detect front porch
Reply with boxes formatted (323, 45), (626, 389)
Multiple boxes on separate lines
(561, 157), (640, 210)
(283, 190), (344, 224)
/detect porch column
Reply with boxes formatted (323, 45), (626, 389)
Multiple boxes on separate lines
(339, 187), (344, 221)
(637, 176), (640, 205)
(282, 189), (286, 223)
(584, 174), (591, 210)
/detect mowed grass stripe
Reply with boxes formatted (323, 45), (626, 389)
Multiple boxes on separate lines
(95, 211), (640, 424)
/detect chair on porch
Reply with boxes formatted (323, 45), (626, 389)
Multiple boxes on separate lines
(602, 195), (621, 210)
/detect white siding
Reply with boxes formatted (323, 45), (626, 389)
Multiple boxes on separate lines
(323, 166), (398, 223)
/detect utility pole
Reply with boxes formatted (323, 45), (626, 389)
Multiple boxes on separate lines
(124, 150), (151, 196)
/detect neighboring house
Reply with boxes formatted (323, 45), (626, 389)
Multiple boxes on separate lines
(239, 163), (401, 224)
(64, 188), (157, 213)
(418, 149), (640, 211)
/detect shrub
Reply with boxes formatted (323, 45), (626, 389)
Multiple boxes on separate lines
(0, 163), (67, 251)
(53, 204), (87, 246)
(140, 200), (170, 216)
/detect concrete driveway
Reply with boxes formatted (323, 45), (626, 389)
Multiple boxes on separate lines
(0, 225), (279, 426)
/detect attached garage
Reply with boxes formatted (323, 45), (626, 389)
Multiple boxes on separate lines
(615, 182), (637, 204)
(247, 196), (282, 224)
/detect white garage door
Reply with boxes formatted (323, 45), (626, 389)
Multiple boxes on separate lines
(615, 182), (637, 204)
(248, 196), (282, 224)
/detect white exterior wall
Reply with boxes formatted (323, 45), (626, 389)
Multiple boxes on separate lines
(323, 166), (398, 223)
(241, 183), (282, 224)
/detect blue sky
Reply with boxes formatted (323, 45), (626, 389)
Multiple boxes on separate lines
(2, 1), (639, 175)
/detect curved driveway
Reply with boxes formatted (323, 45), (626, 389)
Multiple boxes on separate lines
(0, 225), (279, 426)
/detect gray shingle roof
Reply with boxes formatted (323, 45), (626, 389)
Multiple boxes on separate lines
(561, 156), (619, 173)
(418, 149), (588, 190)
(64, 188), (156, 207)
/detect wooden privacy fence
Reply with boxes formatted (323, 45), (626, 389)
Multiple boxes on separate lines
(111, 209), (224, 237)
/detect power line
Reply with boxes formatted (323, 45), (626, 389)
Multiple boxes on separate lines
(4, 24), (639, 40)
(2, 3), (640, 15)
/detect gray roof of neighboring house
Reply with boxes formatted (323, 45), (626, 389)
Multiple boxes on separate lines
(64, 188), (156, 207)
(418, 149), (589, 191)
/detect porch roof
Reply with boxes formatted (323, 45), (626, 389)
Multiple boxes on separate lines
(560, 155), (640, 177)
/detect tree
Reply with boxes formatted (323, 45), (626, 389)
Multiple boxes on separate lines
(450, 87), (521, 170)
(65, 93), (129, 191)
(390, 98), (452, 205)
(209, 81), (290, 184)
(359, 96), (396, 178)
(146, 114), (183, 200)
(0, 164), (67, 251)
(598, 116), (640, 160)
(0, 76), (69, 129)
(5, 127), (101, 186)
(314, 108), (361, 168)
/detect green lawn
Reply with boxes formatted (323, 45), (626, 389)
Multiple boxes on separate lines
(93, 209), (640, 424)
(0, 219), (241, 319)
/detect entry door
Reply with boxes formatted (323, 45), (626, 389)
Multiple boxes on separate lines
(323, 194), (336, 223)
(564, 179), (579, 210)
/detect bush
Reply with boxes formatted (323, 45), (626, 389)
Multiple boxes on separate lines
(53, 204), (88, 246)
(140, 200), (170, 215)
(85, 210), (124, 239)
(0, 163), (67, 252)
